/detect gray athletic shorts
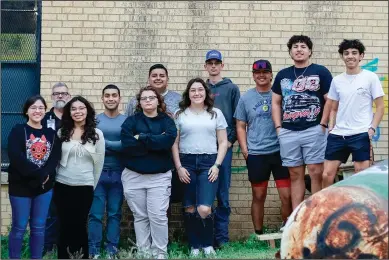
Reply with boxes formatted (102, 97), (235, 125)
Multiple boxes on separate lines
(278, 124), (327, 167)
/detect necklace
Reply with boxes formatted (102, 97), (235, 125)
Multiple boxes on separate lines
(294, 64), (311, 79)
(256, 89), (271, 112)
(189, 107), (205, 115)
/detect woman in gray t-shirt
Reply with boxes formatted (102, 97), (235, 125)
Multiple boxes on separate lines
(172, 78), (228, 257)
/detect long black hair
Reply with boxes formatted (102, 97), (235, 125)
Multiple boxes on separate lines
(59, 96), (99, 145)
(176, 77), (216, 119)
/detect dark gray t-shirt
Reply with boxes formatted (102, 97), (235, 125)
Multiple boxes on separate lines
(234, 88), (279, 155)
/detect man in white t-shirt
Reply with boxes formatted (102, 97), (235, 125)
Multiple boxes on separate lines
(320, 39), (385, 188)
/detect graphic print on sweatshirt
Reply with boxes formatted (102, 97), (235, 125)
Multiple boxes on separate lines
(26, 133), (51, 167)
(280, 75), (321, 123)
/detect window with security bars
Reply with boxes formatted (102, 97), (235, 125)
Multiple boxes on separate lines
(1, 1), (38, 62)
(1, 0), (41, 170)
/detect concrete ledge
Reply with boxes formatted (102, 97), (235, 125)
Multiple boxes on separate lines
(1, 172), (8, 184)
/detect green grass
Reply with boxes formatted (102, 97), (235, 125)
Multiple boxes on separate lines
(1, 233), (278, 259)
(0, 33), (36, 61)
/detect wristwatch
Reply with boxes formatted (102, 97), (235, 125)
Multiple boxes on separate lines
(214, 163), (221, 169)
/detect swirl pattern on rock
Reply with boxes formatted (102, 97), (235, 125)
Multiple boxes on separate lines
(281, 160), (388, 259)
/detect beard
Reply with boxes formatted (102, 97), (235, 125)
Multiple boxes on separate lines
(54, 100), (66, 109)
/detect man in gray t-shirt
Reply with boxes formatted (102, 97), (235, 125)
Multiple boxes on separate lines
(234, 60), (292, 236)
(125, 64), (181, 117)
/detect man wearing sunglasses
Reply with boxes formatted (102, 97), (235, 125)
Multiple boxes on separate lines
(42, 82), (71, 255)
(204, 50), (240, 249)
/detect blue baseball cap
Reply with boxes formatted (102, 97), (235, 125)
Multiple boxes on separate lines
(205, 50), (222, 62)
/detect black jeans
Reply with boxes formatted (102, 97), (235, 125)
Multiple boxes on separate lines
(54, 182), (94, 259)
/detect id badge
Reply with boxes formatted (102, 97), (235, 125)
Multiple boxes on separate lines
(47, 119), (56, 130)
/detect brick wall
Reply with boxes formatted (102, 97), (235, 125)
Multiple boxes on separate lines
(1, 1), (388, 240)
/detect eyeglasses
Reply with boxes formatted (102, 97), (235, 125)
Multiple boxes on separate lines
(29, 106), (46, 111)
(206, 61), (222, 66)
(140, 96), (157, 101)
(52, 92), (69, 97)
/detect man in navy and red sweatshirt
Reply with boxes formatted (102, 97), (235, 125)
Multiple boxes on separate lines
(204, 50), (241, 248)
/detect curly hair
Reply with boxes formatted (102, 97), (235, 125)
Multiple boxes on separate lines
(135, 86), (167, 113)
(175, 77), (216, 119)
(60, 96), (99, 145)
(287, 35), (313, 57)
(338, 39), (365, 55)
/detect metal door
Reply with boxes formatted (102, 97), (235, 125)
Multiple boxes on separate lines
(1, 0), (41, 170)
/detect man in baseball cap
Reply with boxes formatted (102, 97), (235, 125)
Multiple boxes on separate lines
(252, 59), (272, 72)
(235, 59), (292, 236)
(204, 50), (240, 249)
(205, 50), (223, 62)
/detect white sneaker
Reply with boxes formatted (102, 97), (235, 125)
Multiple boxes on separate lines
(203, 246), (216, 257)
(190, 248), (201, 257)
(156, 253), (167, 259)
(92, 254), (100, 259)
(279, 220), (287, 232)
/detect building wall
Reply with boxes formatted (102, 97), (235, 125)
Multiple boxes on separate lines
(1, 1), (388, 239)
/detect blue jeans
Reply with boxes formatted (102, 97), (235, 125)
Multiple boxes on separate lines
(9, 190), (53, 259)
(180, 153), (218, 249)
(43, 198), (59, 253)
(88, 169), (124, 255)
(180, 153), (219, 208)
(214, 147), (233, 245)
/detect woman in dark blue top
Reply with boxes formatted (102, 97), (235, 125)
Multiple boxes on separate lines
(120, 86), (177, 259)
(7, 95), (61, 259)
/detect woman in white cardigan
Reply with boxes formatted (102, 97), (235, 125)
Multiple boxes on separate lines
(54, 96), (105, 259)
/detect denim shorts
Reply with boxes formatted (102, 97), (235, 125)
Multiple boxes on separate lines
(325, 132), (371, 163)
(179, 153), (218, 208)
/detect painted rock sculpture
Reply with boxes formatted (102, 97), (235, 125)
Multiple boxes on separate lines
(281, 160), (388, 259)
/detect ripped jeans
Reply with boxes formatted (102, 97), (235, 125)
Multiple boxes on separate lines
(180, 153), (218, 248)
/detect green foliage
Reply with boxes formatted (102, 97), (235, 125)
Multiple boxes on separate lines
(1, 231), (30, 259)
(0, 34), (36, 61)
(1, 231), (279, 259)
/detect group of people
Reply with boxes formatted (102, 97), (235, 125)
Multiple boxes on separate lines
(7, 35), (385, 259)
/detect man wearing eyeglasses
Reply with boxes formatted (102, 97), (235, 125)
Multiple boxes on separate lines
(204, 50), (240, 248)
(42, 82), (71, 255)
(42, 82), (71, 131)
